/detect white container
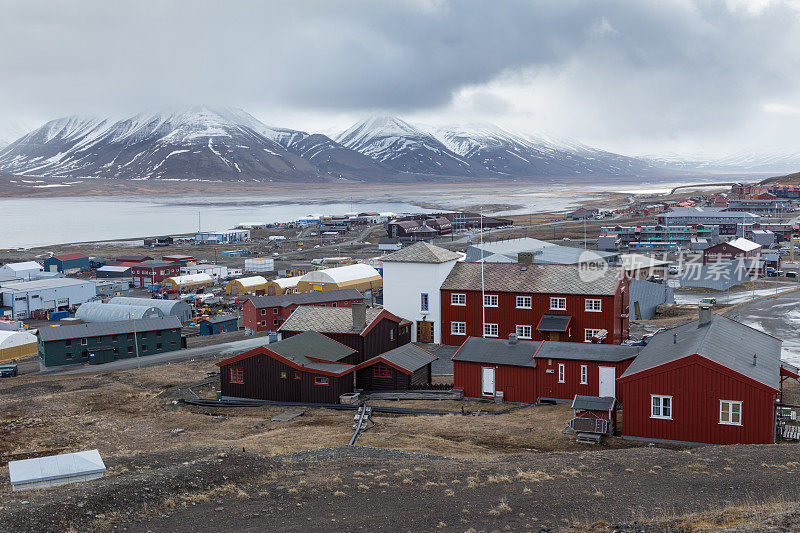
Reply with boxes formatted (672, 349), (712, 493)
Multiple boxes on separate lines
(244, 258), (275, 272)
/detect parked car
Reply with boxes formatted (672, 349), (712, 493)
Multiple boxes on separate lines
(699, 297), (717, 305)
(0, 365), (18, 378)
(668, 265), (679, 275)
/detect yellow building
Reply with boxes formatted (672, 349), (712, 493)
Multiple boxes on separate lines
(296, 264), (382, 293)
(225, 276), (269, 295)
(265, 275), (303, 295)
(162, 273), (214, 291)
(0, 330), (38, 363)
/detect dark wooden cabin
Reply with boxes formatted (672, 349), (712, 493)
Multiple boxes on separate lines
(278, 303), (412, 363)
(215, 331), (357, 403)
(355, 343), (438, 391)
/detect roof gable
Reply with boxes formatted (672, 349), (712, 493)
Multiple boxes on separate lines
(277, 306), (399, 336)
(381, 242), (462, 263)
(356, 343), (438, 374)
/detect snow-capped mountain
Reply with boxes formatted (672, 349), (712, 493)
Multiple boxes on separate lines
(642, 146), (800, 174)
(335, 116), (479, 176)
(429, 124), (655, 177)
(0, 120), (36, 148)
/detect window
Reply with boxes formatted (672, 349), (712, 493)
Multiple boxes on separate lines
(651, 395), (672, 419)
(374, 366), (392, 378)
(156, 343), (162, 350)
(557, 363), (565, 383)
(332, 302), (337, 307)
(260, 321), (267, 327)
(483, 323), (499, 337)
(81, 338), (88, 345)
(141, 332), (148, 339)
(584, 329), (602, 342)
(127, 333), (133, 341)
(65, 352), (73, 360)
(141, 345), (148, 352)
(451, 293), (466, 306)
(421, 293), (429, 311)
(451, 321), (466, 335)
(230, 367), (244, 384)
(389, 329), (395, 341)
(113, 348), (119, 355)
(580, 365), (588, 385)
(127, 346), (133, 353)
(294, 372), (301, 380)
(720, 400), (742, 425)
(112, 335), (117, 342)
(314, 376), (329, 386)
(550, 297), (566, 310)
(81, 350), (88, 358)
(273, 319), (279, 326)
(483, 294), (498, 307)
(65, 339), (72, 347)
(156, 331), (162, 337)
(516, 296), (532, 309)
(280, 371), (288, 379)
(273, 308), (279, 314)
(585, 299), (602, 312)
(516, 325), (532, 339)
(261, 309), (266, 316)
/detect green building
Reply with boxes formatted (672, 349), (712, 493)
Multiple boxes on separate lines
(37, 317), (183, 368)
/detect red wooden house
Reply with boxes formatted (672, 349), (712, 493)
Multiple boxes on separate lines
(451, 335), (639, 403)
(242, 289), (364, 332)
(440, 263), (629, 346)
(278, 303), (412, 364)
(703, 237), (761, 265)
(216, 331), (357, 403)
(354, 343), (438, 391)
(618, 308), (783, 445)
(131, 260), (181, 288)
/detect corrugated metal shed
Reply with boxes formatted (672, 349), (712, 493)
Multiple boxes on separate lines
(75, 302), (164, 322)
(108, 297), (192, 322)
(9, 449), (106, 491)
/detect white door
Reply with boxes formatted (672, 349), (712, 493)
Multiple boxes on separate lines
(598, 366), (615, 398)
(482, 367), (495, 396)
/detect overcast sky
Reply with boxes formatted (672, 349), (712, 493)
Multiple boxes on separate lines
(1, 0), (800, 156)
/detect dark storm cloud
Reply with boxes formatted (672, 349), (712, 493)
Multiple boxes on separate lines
(1, 0), (799, 152)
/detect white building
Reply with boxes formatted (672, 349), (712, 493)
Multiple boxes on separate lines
(0, 261), (44, 281)
(381, 242), (462, 344)
(0, 278), (97, 319)
(181, 263), (228, 282)
(244, 258), (275, 272)
(194, 229), (250, 244)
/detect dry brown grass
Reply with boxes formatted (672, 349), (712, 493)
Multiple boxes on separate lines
(488, 498), (512, 516)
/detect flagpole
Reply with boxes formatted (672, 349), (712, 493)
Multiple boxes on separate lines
(481, 207), (485, 338)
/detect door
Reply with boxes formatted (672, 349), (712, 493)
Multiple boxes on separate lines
(417, 320), (434, 343)
(598, 366), (615, 398)
(482, 367), (495, 397)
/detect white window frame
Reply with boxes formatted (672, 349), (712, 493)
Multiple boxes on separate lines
(651, 395), (672, 420)
(580, 364), (588, 385)
(483, 294), (498, 308)
(516, 325), (532, 339)
(719, 400), (742, 426)
(550, 297), (566, 310)
(585, 299), (602, 312)
(483, 323), (499, 338)
(451, 293), (466, 306)
(584, 329), (602, 342)
(451, 321), (466, 335)
(557, 363), (565, 383)
(420, 292), (429, 312)
(516, 296), (532, 309)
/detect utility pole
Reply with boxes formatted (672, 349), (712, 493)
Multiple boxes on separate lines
(480, 207), (485, 338)
(130, 312), (140, 369)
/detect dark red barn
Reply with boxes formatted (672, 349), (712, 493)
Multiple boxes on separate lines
(354, 343), (438, 391)
(618, 309), (783, 445)
(242, 289), (363, 332)
(440, 262), (629, 346)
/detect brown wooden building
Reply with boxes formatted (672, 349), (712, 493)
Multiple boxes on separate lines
(215, 331), (357, 403)
(355, 343), (438, 391)
(277, 303), (412, 364)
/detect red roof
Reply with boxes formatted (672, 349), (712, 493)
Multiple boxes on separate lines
(54, 252), (88, 261)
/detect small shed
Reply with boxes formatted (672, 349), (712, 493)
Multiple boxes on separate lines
(355, 343), (438, 391)
(75, 302), (164, 323)
(0, 330), (38, 363)
(97, 265), (132, 278)
(225, 276), (269, 295)
(9, 449), (106, 491)
(569, 395), (616, 438)
(199, 314), (239, 335)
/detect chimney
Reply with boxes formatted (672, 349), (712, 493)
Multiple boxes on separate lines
(753, 354), (758, 366)
(351, 301), (367, 331)
(508, 333), (519, 345)
(698, 304), (712, 326)
(673, 333), (677, 344)
(518, 252), (534, 264)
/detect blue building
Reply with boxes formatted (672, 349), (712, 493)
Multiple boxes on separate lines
(43, 253), (90, 274)
(199, 314), (238, 335)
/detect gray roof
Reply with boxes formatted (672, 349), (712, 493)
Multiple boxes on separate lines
(381, 242), (462, 263)
(537, 314), (571, 332)
(571, 395), (615, 411)
(466, 238), (617, 265)
(278, 306), (392, 335)
(9, 449), (106, 487)
(97, 265), (131, 273)
(0, 278), (94, 292)
(202, 314), (238, 325)
(75, 302), (164, 322)
(267, 330), (356, 363)
(363, 343), (438, 373)
(441, 262), (623, 296)
(661, 207), (759, 219)
(452, 337), (540, 368)
(108, 297), (191, 316)
(534, 342), (640, 363)
(38, 316), (181, 342)
(247, 289), (363, 309)
(620, 315), (782, 389)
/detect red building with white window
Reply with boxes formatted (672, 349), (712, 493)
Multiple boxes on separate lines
(702, 237), (761, 265)
(440, 263), (629, 346)
(131, 260), (181, 288)
(242, 289), (364, 332)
